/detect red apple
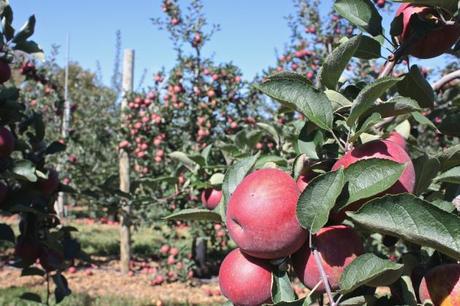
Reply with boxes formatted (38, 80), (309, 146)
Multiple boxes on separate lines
(226, 168), (306, 259)
(219, 248), (273, 306)
(0, 61), (11, 84)
(419, 264), (460, 305)
(386, 131), (407, 150)
(0, 127), (14, 157)
(331, 139), (415, 219)
(396, 4), (460, 59)
(201, 189), (222, 210)
(292, 225), (364, 293)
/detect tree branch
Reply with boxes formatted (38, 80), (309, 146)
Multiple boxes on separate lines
(431, 69), (460, 91)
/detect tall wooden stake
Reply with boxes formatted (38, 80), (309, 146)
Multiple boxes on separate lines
(119, 49), (134, 274)
(55, 33), (70, 219)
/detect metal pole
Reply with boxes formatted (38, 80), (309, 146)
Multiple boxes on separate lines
(119, 49), (134, 274)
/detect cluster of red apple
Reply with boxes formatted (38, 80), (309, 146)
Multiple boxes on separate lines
(120, 92), (168, 175)
(217, 132), (420, 305)
(161, 0), (181, 26)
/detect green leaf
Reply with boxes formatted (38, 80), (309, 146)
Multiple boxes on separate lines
(21, 267), (45, 277)
(349, 113), (381, 143)
(411, 112), (438, 131)
(53, 273), (71, 304)
(20, 292), (42, 303)
(397, 65), (434, 109)
(337, 159), (405, 210)
(348, 194), (460, 260)
(0, 223), (15, 244)
(164, 208), (222, 222)
(169, 151), (200, 173)
(14, 40), (44, 60)
(257, 122), (280, 146)
(340, 253), (404, 294)
(254, 155), (288, 169)
(435, 166), (460, 184)
(334, 0), (383, 36)
(272, 270), (296, 303)
(319, 35), (363, 90)
(347, 77), (401, 126)
(325, 90), (352, 111)
(201, 144), (212, 163)
(430, 199), (456, 213)
(438, 144), (460, 171)
(355, 35), (382, 59)
(297, 124), (323, 160)
(255, 72), (333, 130)
(365, 96), (421, 119)
(45, 141), (66, 155)
(297, 168), (345, 233)
(413, 155), (440, 195)
(439, 113), (460, 137)
(12, 15), (36, 43)
(13, 160), (37, 182)
(209, 173), (225, 186)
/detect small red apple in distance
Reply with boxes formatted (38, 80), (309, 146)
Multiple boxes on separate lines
(396, 3), (460, 59)
(0, 61), (11, 84)
(331, 139), (415, 220)
(201, 188), (222, 210)
(219, 248), (272, 306)
(0, 127), (14, 157)
(292, 225), (363, 293)
(418, 264), (460, 306)
(226, 168), (306, 259)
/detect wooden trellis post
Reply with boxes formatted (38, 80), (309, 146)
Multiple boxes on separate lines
(119, 49), (134, 274)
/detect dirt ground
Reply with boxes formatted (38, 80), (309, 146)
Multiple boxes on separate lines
(0, 262), (226, 305)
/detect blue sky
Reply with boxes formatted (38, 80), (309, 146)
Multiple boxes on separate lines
(12, 1), (446, 88)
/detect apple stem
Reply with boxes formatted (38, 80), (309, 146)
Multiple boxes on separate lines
(312, 249), (337, 306)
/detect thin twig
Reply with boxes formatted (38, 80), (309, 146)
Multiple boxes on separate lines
(313, 249), (337, 306)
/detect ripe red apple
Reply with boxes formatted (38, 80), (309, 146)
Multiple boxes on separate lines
(396, 4), (460, 59)
(0, 127), (14, 157)
(292, 225), (364, 293)
(418, 264), (460, 305)
(226, 168), (306, 259)
(38, 169), (59, 196)
(0, 61), (11, 84)
(386, 131), (407, 150)
(331, 139), (415, 219)
(219, 248), (273, 306)
(201, 188), (222, 210)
